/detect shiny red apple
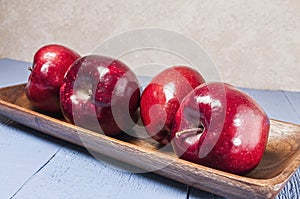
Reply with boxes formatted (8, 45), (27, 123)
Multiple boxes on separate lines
(25, 44), (80, 113)
(140, 66), (205, 145)
(171, 82), (270, 175)
(60, 55), (140, 136)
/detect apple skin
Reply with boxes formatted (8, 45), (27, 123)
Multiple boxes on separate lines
(140, 66), (205, 145)
(171, 82), (270, 175)
(25, 44), (80, 113)
(60, 55), (140, 136)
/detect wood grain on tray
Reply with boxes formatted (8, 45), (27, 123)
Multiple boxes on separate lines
(0, 84), (299, 199)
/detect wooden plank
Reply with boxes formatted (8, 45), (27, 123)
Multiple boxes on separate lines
(284, 91), (300, 121)
(0, 59), (65, 198)
(0, 116), (65, 199)
(0, 58), (30, 87)
(241, 88), (300, 125)
(277, 91), (300, 199)
(189, 89), (300, 199)
(12, 144), (187, 199)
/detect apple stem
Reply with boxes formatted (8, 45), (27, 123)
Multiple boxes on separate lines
(175, 127), (204, 138)
(88, 89), (92, 96)
(28, 66), (33, 72)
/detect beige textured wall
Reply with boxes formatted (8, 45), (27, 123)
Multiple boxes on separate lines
(0, 0), (299, 91)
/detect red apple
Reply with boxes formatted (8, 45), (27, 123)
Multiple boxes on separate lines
(171, 82), (270, 175)
(140, 66), (205, 145)
(25, 44), (80, 113)
(60, 55), (140, 136)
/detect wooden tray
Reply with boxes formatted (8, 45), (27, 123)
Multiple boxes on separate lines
(0, 84), (299, 199)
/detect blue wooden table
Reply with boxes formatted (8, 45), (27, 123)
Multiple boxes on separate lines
(0, 58), (299, 199)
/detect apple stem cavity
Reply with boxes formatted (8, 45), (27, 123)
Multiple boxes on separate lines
(175, 126), (204, 138)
